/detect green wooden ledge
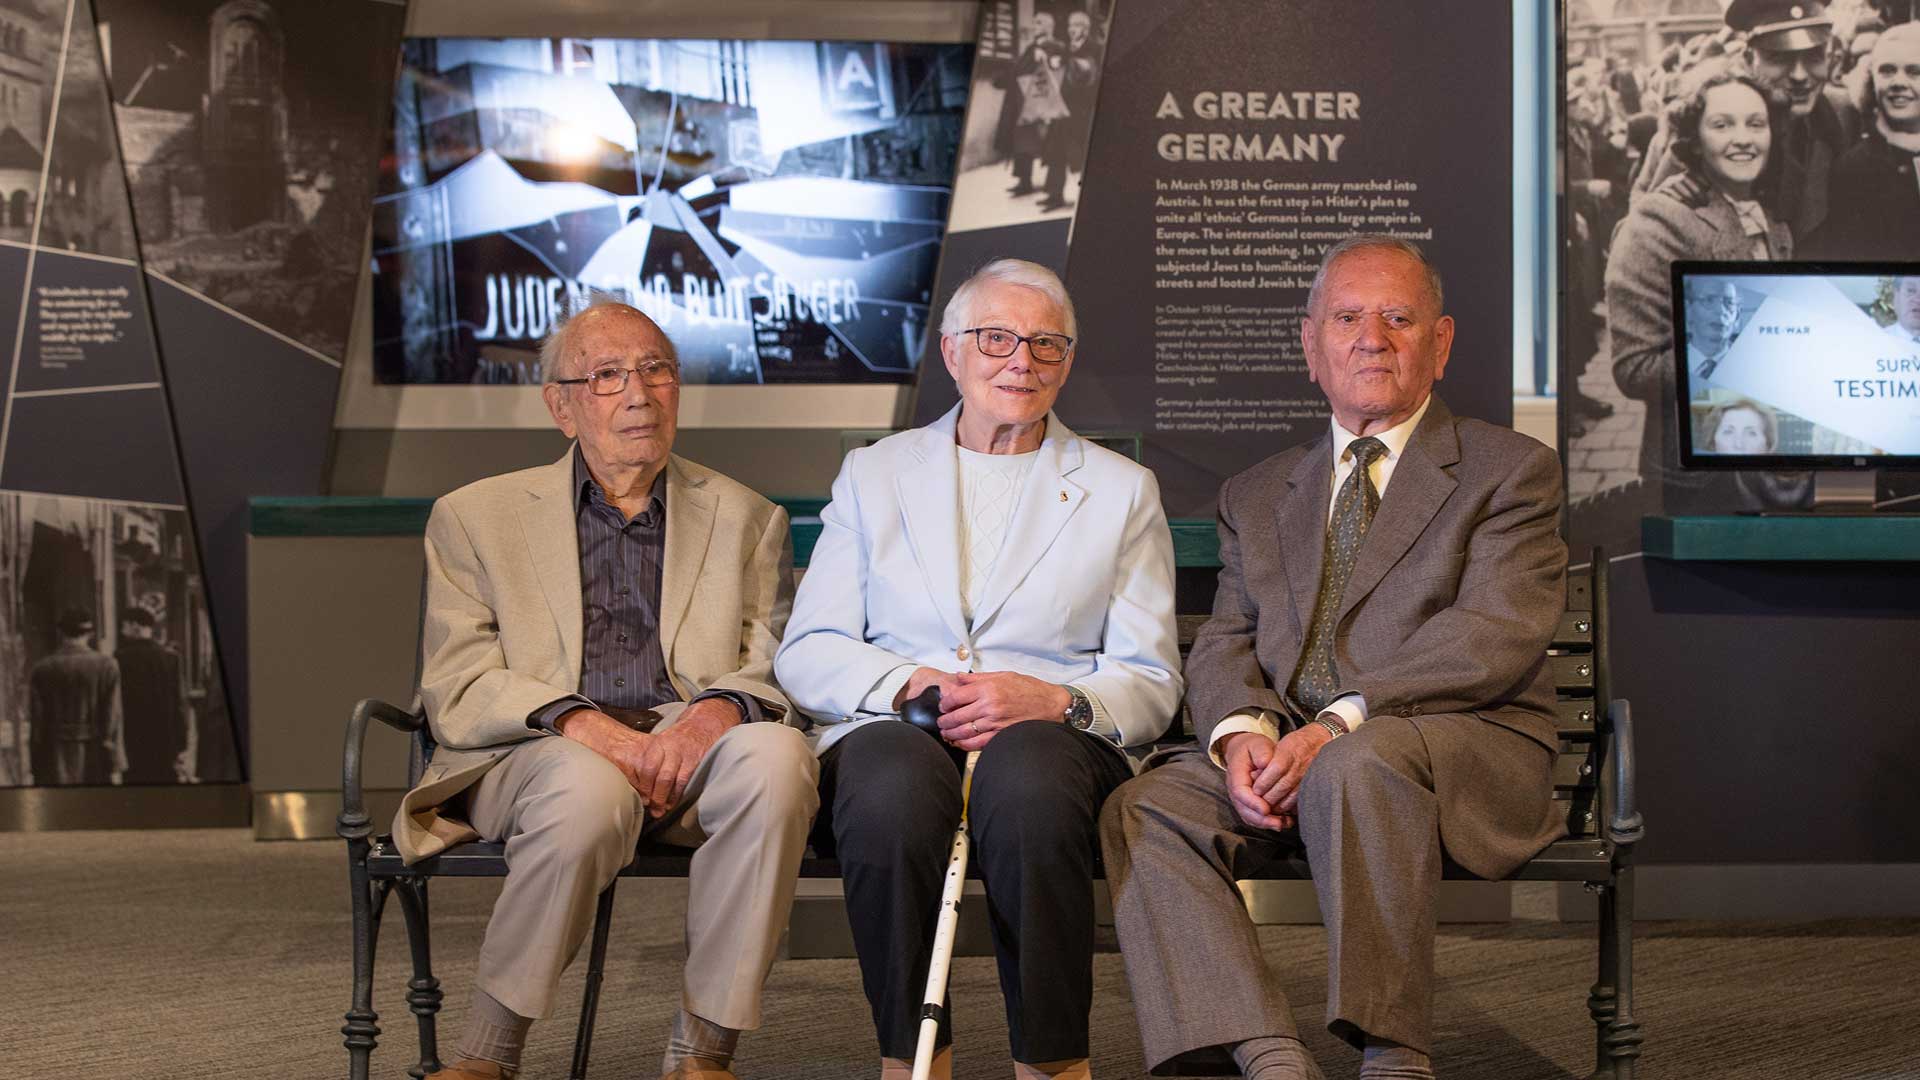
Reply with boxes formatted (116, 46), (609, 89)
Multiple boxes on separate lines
(250, 497), (434, 537)
(1643, 515), (1920, 561)
(251, 497), (1224, 569)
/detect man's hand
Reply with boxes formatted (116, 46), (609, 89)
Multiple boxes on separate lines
(1221, 731), (1286, 831)
(630, 698), (740, 817)
(936, 671), (1071, 752)
(894, 667), (966, 712)
(1222, 724), (1337, 829)
(559, 699), (742, 817)
(1252, 723), (1336, 817)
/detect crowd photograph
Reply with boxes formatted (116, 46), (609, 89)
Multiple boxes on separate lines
(1562, 0), (1920, 543)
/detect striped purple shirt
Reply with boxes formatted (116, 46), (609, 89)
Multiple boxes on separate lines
(528, 450), (756, 732)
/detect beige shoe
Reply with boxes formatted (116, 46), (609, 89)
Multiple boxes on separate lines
(425, 1061), (512, 1080)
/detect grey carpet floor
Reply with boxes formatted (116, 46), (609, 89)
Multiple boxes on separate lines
(0, 829), (1916, 1079)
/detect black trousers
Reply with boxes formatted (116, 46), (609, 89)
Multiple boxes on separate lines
(813, 718), (1133, 1063)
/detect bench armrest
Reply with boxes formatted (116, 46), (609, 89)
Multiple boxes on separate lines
(1605, 698), (1643, 850)
(337, 697), (425, 843)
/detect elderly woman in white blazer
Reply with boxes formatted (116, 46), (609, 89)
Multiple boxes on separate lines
(776, 259), (1182, 1080)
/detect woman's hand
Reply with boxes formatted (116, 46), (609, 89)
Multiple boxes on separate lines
(893, 667), (965, 711)
(935, 672), (1072, 751)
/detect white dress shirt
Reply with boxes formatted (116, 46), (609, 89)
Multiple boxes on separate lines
(1884, 320), (1920, 347)
(1207, 395), (1433, 766)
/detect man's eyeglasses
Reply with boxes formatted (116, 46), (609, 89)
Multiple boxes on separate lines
(553, 360), (681, 395)
(961, 327), (1075, 364)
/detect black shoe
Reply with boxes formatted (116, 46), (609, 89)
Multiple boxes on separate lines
(1007, 182), (1038, 196)
(1037, 196), (1072, 211)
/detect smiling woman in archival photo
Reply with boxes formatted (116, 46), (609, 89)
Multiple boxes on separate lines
(1810, 22), (1920, 257)
(1605, 68), (1793, 512)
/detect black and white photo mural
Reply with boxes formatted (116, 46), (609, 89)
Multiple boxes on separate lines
(1560, 0), (1920, 553)
(1, 0), (406, 783)
(372, 36), (973, 386)
(0, 0), (239, 788)
(0, 493), (233, 787)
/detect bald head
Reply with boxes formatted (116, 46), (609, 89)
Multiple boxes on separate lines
(1306, 235), (1445, 320)
(540, 297), (675, 383)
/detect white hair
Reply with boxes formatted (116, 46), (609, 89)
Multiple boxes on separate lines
(939, 258), (1078, 340)
(538, 293), (675, 383)
(1684, 276), (1737, 302)
(1305, 235), (1445, 317)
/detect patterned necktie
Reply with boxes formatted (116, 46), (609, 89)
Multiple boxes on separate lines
(1288, 436), (1386, 715)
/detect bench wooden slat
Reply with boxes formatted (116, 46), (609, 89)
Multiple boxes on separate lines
(1549, 653), (1596, 690)
(1553, 751), (1593, 790)
(1550, 609), (1594, 647)
(1554, 697), (1597, 733)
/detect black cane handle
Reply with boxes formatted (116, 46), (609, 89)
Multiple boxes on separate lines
(902, 685), (944, 737)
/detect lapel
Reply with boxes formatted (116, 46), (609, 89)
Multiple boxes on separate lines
(517, 451), (585, 687)
(895, 408), (971, 646)
(660, 456), (716, 677)
(968, 413), (1087, 631)
(1691, 196), (1742, 256)
(1277, 435), (1334, 640)
(1690, 193), (1789, 259)
(1336, 396), (1461, 623)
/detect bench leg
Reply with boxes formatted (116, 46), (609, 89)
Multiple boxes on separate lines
(569, 881), (618, 1080)
(342, 840), (391, 1080)
(396, 878), (446, 1079)
(1601, 864), (1643, 1079)
(1586, 881), (1618, 1080)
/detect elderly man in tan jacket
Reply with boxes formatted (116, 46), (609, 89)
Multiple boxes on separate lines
(394, 299), (817, 1080)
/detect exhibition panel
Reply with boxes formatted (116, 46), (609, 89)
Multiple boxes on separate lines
(0, 0), (239, 793)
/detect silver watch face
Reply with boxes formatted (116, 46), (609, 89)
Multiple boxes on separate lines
(1066, 690), (1093, 730)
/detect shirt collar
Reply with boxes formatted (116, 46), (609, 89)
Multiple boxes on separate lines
(572, 446), (666, 521)
(1330, 393), (1432, 467)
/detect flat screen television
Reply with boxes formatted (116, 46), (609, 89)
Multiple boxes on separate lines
(1670, 261), (1920, 507)
(371, 37), (973, 385)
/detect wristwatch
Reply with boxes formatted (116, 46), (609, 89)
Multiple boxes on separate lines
(1062, 686), (1094, 731)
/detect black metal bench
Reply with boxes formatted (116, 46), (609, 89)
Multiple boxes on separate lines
(337, 550), (1639, 1080)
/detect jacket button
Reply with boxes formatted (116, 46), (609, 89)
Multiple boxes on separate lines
(956, 645), (970, 661)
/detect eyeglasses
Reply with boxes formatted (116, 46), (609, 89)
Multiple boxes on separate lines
(961, 327), (1074, 364)
(553, 360), (681, 395)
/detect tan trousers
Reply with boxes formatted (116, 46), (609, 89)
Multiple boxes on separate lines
(465, 710), (819, 1028)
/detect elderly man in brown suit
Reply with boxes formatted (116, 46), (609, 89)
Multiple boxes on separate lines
(396, 298), (818, 1080)
(1101, 237), (1568, 1080)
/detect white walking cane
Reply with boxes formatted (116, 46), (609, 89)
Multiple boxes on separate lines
(901, 687), (978, 1080)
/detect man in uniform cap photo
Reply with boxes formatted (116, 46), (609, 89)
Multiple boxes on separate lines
(1630, 0), (1860, 240)
(1725, 0), (1860, 237)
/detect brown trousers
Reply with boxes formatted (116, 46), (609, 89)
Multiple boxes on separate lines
(1100, 714), (1561, 1070)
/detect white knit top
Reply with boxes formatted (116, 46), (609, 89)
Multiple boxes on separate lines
(957, 445), (1039, 625)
